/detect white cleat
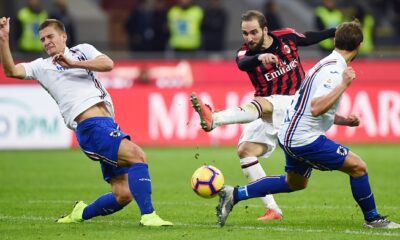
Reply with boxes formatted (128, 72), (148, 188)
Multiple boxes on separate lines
(364, 215), (400, 229)
(216, 185), (235, 227)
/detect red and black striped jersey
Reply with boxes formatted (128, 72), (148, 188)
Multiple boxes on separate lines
(236, 28), (335, 97)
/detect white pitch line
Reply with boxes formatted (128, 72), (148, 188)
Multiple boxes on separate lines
(0, 215), (399, 237)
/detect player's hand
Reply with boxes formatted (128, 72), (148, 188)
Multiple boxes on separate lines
(346, 114), (360, 127)
(258, 53), (278, 65)
(52, 53), (75, 68)
(0, 17), (10, 41)
(342, 67), (355, 86)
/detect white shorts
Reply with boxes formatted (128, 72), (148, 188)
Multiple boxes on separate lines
(238, 95), (294, 158)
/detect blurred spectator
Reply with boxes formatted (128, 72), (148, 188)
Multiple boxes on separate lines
(393, 0), (400, 38)
(124, 0), (168, 52)
(49, 0), (76, 47)
(263, 0), (282, 31)
(125, 0), (154, 52)
(16, 0), (48, 53)
(167, 0), (204, 53)
(201, 0), (227, 52)
(353, 4), (375, 55)
(151, 0), (169, 51)
(314, 0), (344, 53)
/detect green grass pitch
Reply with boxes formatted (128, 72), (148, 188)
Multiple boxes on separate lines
(1, 145), (399, 239)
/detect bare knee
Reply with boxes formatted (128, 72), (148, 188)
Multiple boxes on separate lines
(286, 172), (308, 191)
(128, 144), (147, 163)
(254, 97), (273, 114)
(288, 181), (308, 191)
(118, 139), (147, 166)
(113, 189), (133, 206)
(340, 152), (368, 177)
(347, 160), (367, 177)
(237, 146), (250, 159)
(110, 175), (133, 206)
(237, 142), (267, 159)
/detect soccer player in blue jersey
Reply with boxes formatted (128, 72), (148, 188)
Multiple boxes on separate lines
(215, 20), (400, 229)
(0, 17), (172, 226)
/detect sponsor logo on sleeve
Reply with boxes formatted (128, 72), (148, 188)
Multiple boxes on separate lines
(323, 79), (333, 89)
(238, 50), (246, 57)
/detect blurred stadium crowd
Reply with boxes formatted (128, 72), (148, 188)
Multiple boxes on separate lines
(2, 0), (400, 60)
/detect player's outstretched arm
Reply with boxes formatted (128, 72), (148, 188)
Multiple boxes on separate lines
(297, 28), (336, 46)
(0, 17), (26, 79)
(53, 53), (114, 72)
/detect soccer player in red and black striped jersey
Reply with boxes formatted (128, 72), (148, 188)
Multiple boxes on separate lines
(191, 10), (336, 221)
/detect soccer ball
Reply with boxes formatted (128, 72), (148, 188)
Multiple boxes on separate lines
(191, 165), (224, 198)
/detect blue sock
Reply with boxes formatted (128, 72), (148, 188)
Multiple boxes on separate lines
(128, 163), (154, 215)
(82, 192), (123, 220)
(236, 175), (292, 201)
(350, 173), (379, 221)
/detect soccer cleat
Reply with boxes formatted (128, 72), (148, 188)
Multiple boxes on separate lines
(216, 185), (235, 227)
(56, 201), (87, 223)
(257, 208), (283, 221)
(364, 215), (400, 229)
(190, 92), (215, 132)
(139, 211), (173, 227)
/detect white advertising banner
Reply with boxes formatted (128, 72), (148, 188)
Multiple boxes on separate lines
(0, 85), (72, 149)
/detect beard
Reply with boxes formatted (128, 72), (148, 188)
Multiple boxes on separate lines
(248, 32), (265, 51)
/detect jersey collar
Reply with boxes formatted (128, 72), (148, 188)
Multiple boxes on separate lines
(63, 46), (70, 54)
(261, 33), (279, 53)
(331, 50), (347, 68)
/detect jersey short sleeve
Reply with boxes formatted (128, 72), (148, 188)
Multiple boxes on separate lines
(21, 58), (43, 80)
(77, 43), (104, 60)
(312, 67), (342, 98)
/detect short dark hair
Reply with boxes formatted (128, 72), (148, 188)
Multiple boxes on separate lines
(334, 20), (363, 51)
(241, 10), (267, 29)
(39, 19), (66, 33)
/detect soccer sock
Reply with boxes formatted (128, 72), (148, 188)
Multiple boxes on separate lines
(240, 157), (281, 213)
(213, 101), (262, 126)
(82, 192), (123, 220)
(350, 173), (379, 221)
(128, 163), (154, 215)
(236, 175), (292, 202)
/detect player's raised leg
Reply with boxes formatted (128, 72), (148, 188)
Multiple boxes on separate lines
(190, 92), (215, 131)
(191, 92), (272, 132)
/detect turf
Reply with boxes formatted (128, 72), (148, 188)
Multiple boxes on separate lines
(0, 145), (399, 239)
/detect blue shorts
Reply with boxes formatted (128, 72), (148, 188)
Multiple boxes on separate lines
(278, 135), (349, 178)
(76, 117), (131, 182)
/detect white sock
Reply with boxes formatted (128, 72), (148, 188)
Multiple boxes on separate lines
(240, 156), (282, 214)
(213, 101), (262, 127)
